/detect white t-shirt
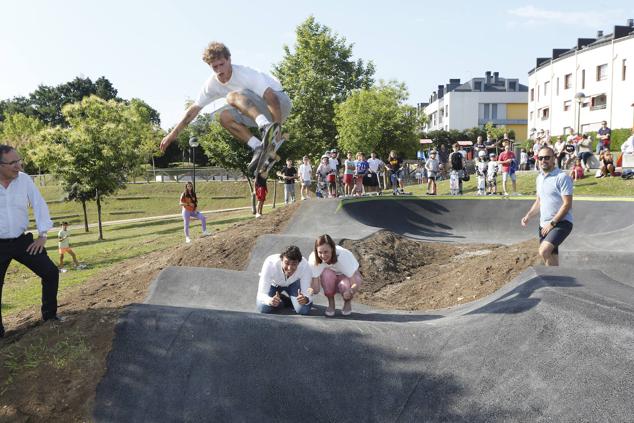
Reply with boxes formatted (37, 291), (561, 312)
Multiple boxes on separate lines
(367, 158), (383, 173)
(308, 245), (359, 278)
(298, 163), (312, 181)
(194, 64), (282, 108)
(328, 158), (339, 173)
(487, 161), (499, 179)
(256, 254), (313, 307)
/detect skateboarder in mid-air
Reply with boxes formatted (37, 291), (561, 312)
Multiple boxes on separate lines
(159, 41), (292, 176)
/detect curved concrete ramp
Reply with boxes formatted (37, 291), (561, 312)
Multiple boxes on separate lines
(94, 198), (634, 422)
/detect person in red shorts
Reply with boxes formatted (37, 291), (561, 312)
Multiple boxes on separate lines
(255, 175), (267, 218)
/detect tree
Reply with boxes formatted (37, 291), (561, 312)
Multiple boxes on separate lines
(32, 96), (159, 239)
(273, 16), (374, 159)
(334, 82), (423, 159)
(0, 113), (46, 173)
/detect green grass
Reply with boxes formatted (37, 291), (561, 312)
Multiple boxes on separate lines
(405, 171), (634, 198)
(1, 209), (255, 316)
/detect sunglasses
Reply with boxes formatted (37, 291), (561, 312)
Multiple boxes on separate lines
(537, 156), (553, 161)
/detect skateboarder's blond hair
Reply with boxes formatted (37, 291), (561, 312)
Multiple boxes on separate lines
(202, 42), (231, 64)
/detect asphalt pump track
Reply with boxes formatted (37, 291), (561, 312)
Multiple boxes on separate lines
(94, 198), (634, 422)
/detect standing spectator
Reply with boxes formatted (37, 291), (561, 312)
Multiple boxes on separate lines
(276, 158), (298, 204)
(521, 146), (573, 266)
(328, 149), (340, 195)
(475, 150), (488, 195)
(57, 222), (85, 271)
(577, 134), (593, 172)
(498, 143), (518, 195)
(520, 148), (529, 171)
(254, 175), (267, 218)
(298, 156), (312, 200)
(438, 144), (449, 180)
(180, 182), (209, 243)
(449, 143), (465, 195)
(485, 133), (498, 155)
(487, 153), (499, 195)
(354, 152), (369, 196)
(532, 137), (543, 171)
(315, 155), (331, 198)
(308, 234), (362, 317)
(474, 135), (486, 159)
(425, 150), (439, 195)
(596, 121), (611, 154)
(416, 147), (427, 164)
(620, 128), (634, 155)
(386, 150), (404, 195)
(1, 145), (61, 338)
(554, 136), (566, 169)
(415, 162), (425, 185)
(365, 152), (382, 194)
(342, 152), (356, 196)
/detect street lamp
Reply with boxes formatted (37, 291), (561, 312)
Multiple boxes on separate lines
(574, 92), (586, 135)
(189, 137), (199, 191)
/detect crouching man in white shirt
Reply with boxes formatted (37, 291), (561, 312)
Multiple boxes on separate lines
(256, 245), (313, 315)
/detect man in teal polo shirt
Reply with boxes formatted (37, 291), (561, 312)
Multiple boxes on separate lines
(521, 146), (573, 266)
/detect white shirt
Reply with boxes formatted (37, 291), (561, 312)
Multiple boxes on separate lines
(487, 161), (499, 179)
(195, 64), (282, 108)
(621, 135), (634, 154)
(0, 172), (53, 239)
(308, 245), (359, 278)
(256, 255), (313, 307)
(328, 158), (339, 172)
(298, 163), (312, 181)
(367, 158), (383, 173)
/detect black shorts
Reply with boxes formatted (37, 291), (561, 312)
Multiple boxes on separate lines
(539, 220), (573, 254)
(364, 173), (378, 186)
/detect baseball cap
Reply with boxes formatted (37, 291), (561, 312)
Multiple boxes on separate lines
(478, 150), (486, 158)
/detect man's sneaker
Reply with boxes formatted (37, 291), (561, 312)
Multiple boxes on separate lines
(59, 268), (67, 273)
(260, 122), (280, 149)
(185, 237), (191, 244)
(201, 231), (211, 237)
(248, 144), (264, 173)
(255, 213), (262, 218)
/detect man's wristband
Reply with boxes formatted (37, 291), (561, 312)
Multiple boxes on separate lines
(550, 220), (557, 227)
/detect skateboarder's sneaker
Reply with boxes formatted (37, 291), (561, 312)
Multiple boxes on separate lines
(248, 144), (264, 173)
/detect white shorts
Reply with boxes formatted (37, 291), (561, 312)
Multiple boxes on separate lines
(502, 172), (516, 182)
(210, 89), (292, 127)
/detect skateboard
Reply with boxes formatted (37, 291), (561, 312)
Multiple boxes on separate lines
(254, 124), (284, 178)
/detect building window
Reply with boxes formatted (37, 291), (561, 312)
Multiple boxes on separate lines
(556, 77), (559, 96)
(563, 100), (572, 111)
(623, 59), (627, 81)
(483, 104), (490, 120)
(530, 88), (534, 101)
(581, 69), (585, 89)
(596, 64), (608, 81)
(492, 104), (498, 119)
(590, 94), (607, 110)
(564, 74), (572, 89)
(474, 81), (482, 90)
(445, 106), (448, 117)
(540, 107), (550, 120)
(509, 81), (517, 91)
(530, 111), (534, 121)
(544, 81), (549, 96)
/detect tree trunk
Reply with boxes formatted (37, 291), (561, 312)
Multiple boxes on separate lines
(272, 179), (277, 209)
(82, 200), (89, 232)
(96, 192), (104, 240)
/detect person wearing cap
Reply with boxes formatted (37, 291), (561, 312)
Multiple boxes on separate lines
(315, 155), (332, 198)
(1, 145), (61, 338)
(328, 150), (340, 196)
(425, 150), (439, 195)
(298, 156), (312, 200)
(57, 221), (84, 271)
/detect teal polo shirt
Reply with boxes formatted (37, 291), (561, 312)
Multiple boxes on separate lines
(536, 167), (573, 227)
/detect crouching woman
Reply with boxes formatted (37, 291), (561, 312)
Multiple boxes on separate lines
(309, 234), (362, 317)
(256, 245), (313, 315)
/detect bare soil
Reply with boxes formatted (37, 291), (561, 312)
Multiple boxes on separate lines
(0, 202), (539, 422)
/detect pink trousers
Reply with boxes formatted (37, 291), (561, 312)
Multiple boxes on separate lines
(320, 268), (363, 298)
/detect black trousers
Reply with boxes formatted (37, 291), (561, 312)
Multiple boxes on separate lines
(0, 233), (59, 325)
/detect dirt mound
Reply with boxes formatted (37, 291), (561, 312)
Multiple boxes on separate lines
(343, 232), (540, 310)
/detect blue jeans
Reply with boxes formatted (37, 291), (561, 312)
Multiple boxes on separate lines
(257, 280), (311, 315)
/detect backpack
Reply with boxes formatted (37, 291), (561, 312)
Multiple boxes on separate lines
(451, 153), (464, 170)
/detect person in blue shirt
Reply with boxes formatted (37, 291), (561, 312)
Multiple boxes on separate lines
(353, 152), (369, 196)
(521, 146), (573, 266)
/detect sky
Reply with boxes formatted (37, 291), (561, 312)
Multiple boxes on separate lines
(2, 0), (633, 130)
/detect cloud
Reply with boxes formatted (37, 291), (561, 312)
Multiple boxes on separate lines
(507, 5), (624, 28)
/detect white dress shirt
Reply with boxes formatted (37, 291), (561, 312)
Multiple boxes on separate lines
(256, 254), (313, 307)
(0, 172), (53, 239)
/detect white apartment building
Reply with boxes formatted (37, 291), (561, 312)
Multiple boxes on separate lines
(528, 19), (634, 136)
(420, 72), (529, 139)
